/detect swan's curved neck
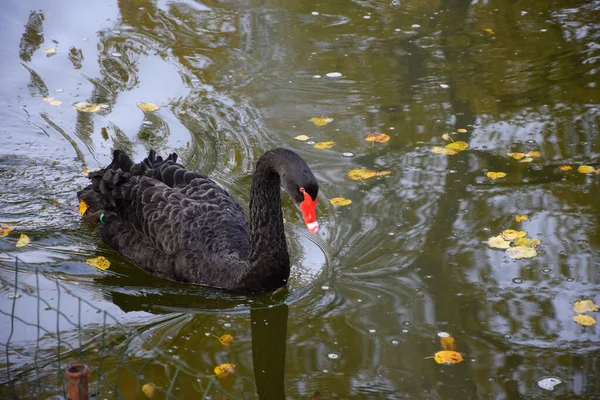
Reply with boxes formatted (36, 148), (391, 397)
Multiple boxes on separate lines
(240, 153), (290, 291)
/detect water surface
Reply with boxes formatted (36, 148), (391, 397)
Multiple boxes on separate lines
(1, 0), (599, 398)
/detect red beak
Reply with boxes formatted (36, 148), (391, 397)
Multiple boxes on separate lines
(300, 190), (319, 234)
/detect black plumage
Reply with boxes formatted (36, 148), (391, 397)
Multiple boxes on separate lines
(78, 148), (319, 293)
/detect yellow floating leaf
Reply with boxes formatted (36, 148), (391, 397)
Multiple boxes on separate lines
(526, 151), (541, 158)
(214, 363), (236, 378)
(330, 197), (352, 206)
(82, 168), (89, 176)
(1, 225), (14, 237)
(49, 100), (62, 106)
(43, 48), (56, 54)
(294, 135), (310, 141)
(559, 165), (572, 171)
(346, 169), (391, 180)
(573, 300), (599, 314)
(142, 383), (155, 398)
(79, 200), (89, 216)
(348, 169), (376, 180)
(216, 334), (233, 346)
(440, 336), (456, 351)
(431, 146), (458, 155)
(364, 133), (390, 143)
(505, 246), (537, 259)
(483, 28), (495, 35)
(445, 141), (469, 152)
(86, 256), (110, 271)
(314, 141), (334, 149)
(520, 157), (533, 163)
(16, 233), (30, 248)
(501, 230), (527, 241)
(310, 117), (333, 126)
(433, 350), (464, 365)
(486, 235), (511, 249)
(573, 314), (596, 327)
(442, 133), (451, 141)
(73, 102), (102, 113)
(487, 171), (507, 180)
(578, 165), (595, 174)
(514, 237), (541, 247)
(515, 215), (529, 223)
(43, 97), (53, 102)
(508, 152), (526, 160)
(137, 102), (160, 112)
(457, 128), (467, 133)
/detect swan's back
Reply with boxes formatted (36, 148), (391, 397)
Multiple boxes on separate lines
(78, 150), (250, 286)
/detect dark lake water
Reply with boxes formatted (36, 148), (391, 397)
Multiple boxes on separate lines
(1, 0), (599, 399)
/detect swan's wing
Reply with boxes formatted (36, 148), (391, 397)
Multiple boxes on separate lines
(112, 175), (251, 259)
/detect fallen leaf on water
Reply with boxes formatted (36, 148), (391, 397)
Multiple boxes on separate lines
(137, 102), (160, 112)
(295, 135), (310, 141)
(82, 168), (89, 176)
(215, 334), (233, 346)
(142, 383), (155, 398)
(314, 141), (334, 149)
(573, 314), (596, 327)
(43, 97), (53, 102)
(578, 165), (595, 174)
(16, 233), (30, 248)
(483, 28), (495, 35)
(537, 377), (563, 391)
(49, 100), (62, 106)
(457, 128), (467, 133)
(431, 146), (458, 155)
(501, 229), (527, 241)
(442, 133), (451, 141)
(310, 117), (333, 126)
(507, 153), (526, 160)
(364, 133), (390, 143)
(0, 225), (14, 237)
(73, 102), (102, 113)
(515, 215), (529, 223)
(486, 235), (511, 249)
(86, 256), (110, 270)
(440, 336), (456, 351)
(445, 141), (469, 152)
(347, 169), (391, 180)
(433, 350), (464, 365)
(487, 172), (507, 180)
(505, 246), (537, 259)
(559, 165), (572, 171)
(330, 197), (352, 206)
(79, 200), (89, 216)
(309, 391), (321, 400)
(214, 363), (236, 378)
(527, 151), (541, 158)
(520, 157), (533, 163)
(513, 237), (541, 247)
(573, 300), (599, 313)
(43, 48), (57, 54)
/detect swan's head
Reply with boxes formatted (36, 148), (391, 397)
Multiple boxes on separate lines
(279, 159), (319, 234)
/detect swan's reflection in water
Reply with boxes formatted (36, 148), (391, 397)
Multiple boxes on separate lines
(103, 277), (292, 399)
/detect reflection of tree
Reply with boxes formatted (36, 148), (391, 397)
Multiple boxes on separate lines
(18, 11), (44, 62)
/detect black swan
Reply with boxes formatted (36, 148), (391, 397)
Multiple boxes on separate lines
(78, 148), (319, 293)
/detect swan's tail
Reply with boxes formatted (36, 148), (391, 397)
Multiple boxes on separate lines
(77, 150), (177, 217)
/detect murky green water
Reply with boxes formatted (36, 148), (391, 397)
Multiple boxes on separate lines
(1, 0), (599, 398)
